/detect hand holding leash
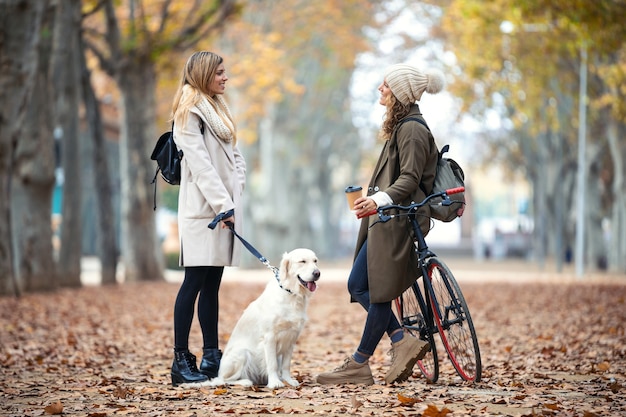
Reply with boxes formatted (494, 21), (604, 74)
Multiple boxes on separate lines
(207, 209), (235, 229)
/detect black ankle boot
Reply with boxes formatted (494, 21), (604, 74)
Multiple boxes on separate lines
(171, 350), (209, 386)
(199, 348), (222, 378)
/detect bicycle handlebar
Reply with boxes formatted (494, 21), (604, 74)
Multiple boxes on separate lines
(445, 186), (464, 196)
(360, 186), (465, 222)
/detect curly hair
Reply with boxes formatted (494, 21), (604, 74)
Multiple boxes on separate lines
(380, 93), (412, 141)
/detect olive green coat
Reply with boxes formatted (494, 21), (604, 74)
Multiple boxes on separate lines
(355, 105), (438, 303)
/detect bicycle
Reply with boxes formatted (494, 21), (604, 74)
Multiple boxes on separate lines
(370, 187), (482, 383)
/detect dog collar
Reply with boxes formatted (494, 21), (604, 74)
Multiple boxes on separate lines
(273, 268), (295, 295)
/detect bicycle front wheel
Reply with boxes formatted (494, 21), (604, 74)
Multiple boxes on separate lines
(394, 282), (439, 382)
(426, 257), (482, 382)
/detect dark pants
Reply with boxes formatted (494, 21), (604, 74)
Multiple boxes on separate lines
(347, 240), (402, 356)
(173, 266), (223, 351)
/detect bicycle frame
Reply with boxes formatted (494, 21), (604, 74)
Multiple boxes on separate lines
(374, 187), (482, 382)
(408, 210), (469, 335)
(375, 188), (466, 333)
(406, 207), (440, 334)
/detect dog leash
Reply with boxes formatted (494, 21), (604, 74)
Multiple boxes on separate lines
(229, 224), (277, 273)
(208, 214), (293, 294)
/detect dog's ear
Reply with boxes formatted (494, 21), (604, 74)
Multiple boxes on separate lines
(280, 252), (290, 278)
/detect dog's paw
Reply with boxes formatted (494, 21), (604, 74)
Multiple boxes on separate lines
(266, 378), (285, 389)
(232, 379), (254, 387)
(176, 380), (212, 389)
(283, 377), (300, 387)
(206, 377), (225, 387)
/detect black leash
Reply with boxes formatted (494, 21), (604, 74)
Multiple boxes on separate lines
(228, 223), (275, 271)
(208, 214), (293, 294)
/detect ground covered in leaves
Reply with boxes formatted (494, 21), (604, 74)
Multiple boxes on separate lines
(1, 259), (625, 416)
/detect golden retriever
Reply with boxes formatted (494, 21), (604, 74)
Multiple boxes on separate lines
(211, 248), (320, 388)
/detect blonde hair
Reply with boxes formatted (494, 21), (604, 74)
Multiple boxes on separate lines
(380, 93), (411, 141)
(171, 51), (237, 143)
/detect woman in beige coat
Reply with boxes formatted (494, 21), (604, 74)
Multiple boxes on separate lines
(169, 51), (246, 386)
(317, 64), (446, 385)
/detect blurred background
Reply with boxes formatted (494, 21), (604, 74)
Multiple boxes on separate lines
(1, 0), (625, 296)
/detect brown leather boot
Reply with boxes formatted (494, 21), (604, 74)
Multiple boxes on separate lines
(316, 356), (374, 385)
(385, 335), (430, 384)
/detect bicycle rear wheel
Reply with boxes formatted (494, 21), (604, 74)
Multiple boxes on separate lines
(394, 282), (439, 382)
(426, 257), (482, 382)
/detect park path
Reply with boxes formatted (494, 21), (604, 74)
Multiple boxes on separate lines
(2, 257), (624, 416)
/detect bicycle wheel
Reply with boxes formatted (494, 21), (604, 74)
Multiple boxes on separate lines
(394, 282), (439, 382)
(426, 257), (482, 382)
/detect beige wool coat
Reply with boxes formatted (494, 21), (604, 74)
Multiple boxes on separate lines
(355, 105), (438, 303)
(174, 107), (246, 267)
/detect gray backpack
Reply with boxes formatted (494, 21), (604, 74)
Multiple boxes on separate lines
(426, 144), (465, 222)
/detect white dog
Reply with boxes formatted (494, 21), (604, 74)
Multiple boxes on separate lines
(211, 248), (320, 389)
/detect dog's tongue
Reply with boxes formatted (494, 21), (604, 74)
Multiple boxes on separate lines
(307, 281), (317, 292)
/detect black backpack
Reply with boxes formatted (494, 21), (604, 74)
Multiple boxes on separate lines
(150, 121), (205, 210)
(151, 125), (182, 186)
(150, 123), (182, 210)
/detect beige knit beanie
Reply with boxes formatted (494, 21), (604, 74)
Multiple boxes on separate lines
(384, 64), (446, 105)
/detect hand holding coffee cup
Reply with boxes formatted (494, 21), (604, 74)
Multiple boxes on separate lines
(345, 186), (362, 211)
(354, 196), (377, 219)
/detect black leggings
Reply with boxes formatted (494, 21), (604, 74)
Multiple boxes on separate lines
(173, 266), (223, 351)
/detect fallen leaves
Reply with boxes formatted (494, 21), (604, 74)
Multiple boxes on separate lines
(421, 404), (452, 416)
(397, 392), (421, 405)
(350, 394), (363, 411)
(112, 385), (132, 399)
(1, 267), (626, 416)
(44, 401), (63, 415)
(596, 361), (611, 372)
(608, 379), (622, 394)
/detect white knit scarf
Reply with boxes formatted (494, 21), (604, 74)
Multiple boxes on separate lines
(196, 94), (235, 143)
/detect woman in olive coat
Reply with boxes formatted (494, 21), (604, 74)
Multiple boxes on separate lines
(317, 64), (446, 386)
(169, 51), (246, 386)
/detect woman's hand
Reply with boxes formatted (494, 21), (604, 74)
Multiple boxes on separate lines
(354, 197), (376, 218)
(222, 215), (235, 228)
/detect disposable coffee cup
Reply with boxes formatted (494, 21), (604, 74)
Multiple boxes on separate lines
(345, 185), (363, 210)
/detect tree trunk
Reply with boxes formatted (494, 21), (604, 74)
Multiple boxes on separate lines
(117, 61), (164, 282)
(606, 119), (625, 272)
(534, 129), (548, 267)
(12, 1), (57, 293)
(585, 142), (607, 272)
(79, 35), (118, 285)
(552, 84), (577, 270)
(552, 129), (565, 272)
(53, 0), (83, 287)
(0, 0), (48, 296)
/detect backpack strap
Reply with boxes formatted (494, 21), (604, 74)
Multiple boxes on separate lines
(393, 116), (435, 196)
(399, 116), (430, 132)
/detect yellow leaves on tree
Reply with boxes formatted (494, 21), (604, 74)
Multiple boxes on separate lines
(440, 0), (626, 128)
(208, 0), (376, 145)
